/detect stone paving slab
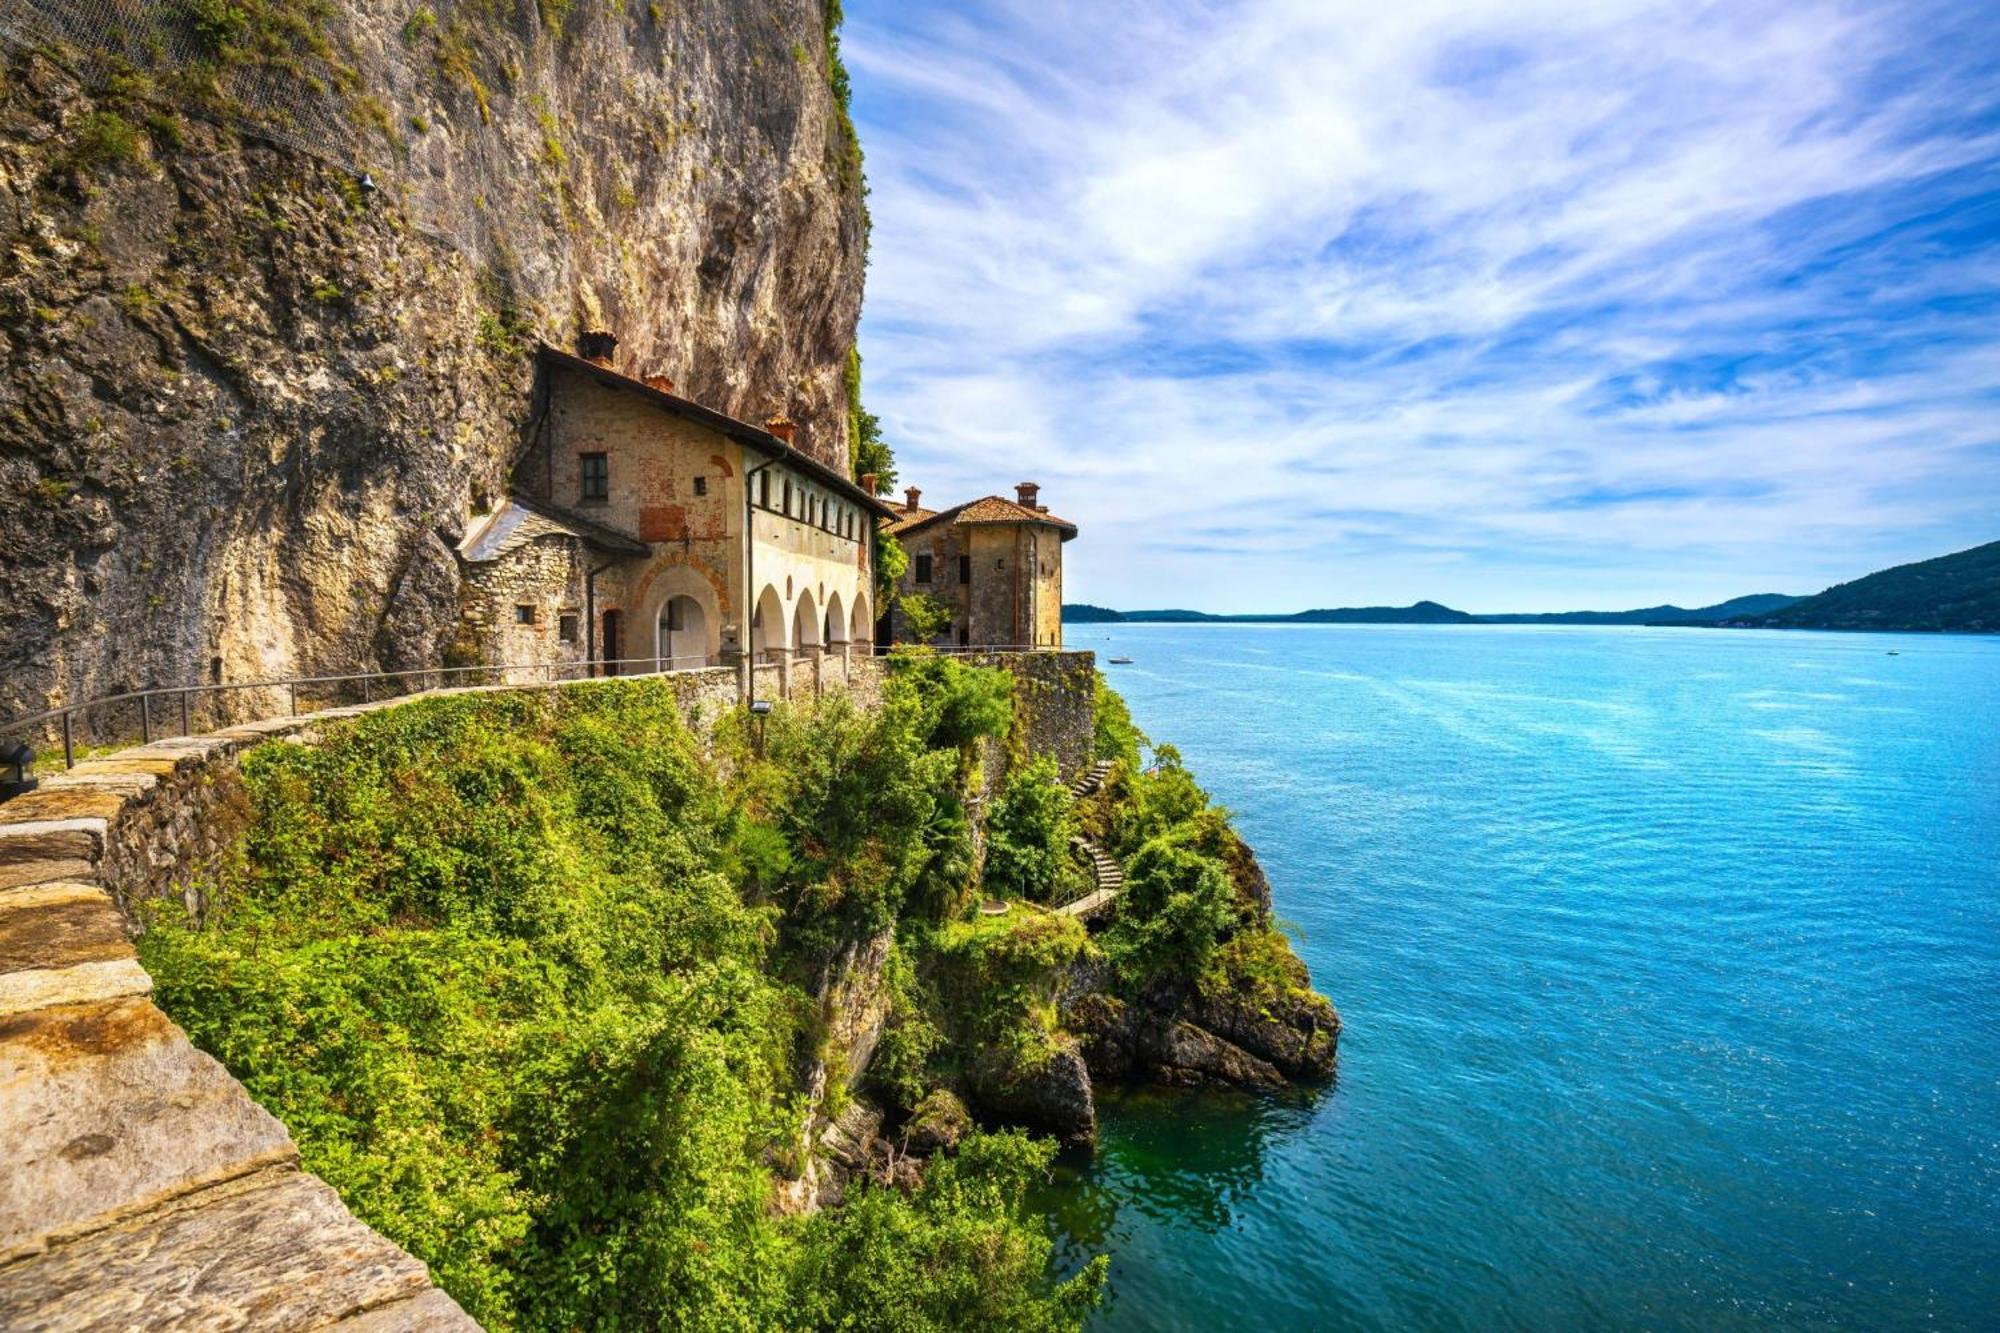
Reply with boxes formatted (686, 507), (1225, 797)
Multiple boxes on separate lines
(331, 1287), (481, 1331)
(0, 958), (152, 1017)
(0, 884), (131, 977)
(0, 788), (126, 826)
(0, 823), (102, 891)
(0, 1169), (470, 1332)
(0, 996), (296, 1263)
(60, 755), (188, 778)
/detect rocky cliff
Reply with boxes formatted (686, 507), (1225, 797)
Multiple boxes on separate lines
(0, 0), (866, 726)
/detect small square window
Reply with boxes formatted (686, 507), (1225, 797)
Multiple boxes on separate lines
(514, 604), (536, 625)
(692, 476), (708, 497)
(914, 554), (933, 584)
(579, 453), (609, 502)
(558, 613), (578, 642)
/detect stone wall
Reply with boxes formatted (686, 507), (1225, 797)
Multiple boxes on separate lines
(984, 650), (1097, 781)
(458, 532), (591, 681)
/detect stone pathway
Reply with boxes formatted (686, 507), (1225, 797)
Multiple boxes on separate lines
(1057, 836), (1124, 922)
(0, 708), (480, 1329)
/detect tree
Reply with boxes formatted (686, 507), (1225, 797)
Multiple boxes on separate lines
(984, 756), (1077, 901)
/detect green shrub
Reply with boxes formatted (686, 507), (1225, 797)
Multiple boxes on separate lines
(70, 110), (143, 170)
(1091, 672), (1146, 768)
(1101, 834), (1237, 987)
(884, 651), (1013, 753)
(932, 910), (1090, 1089)
(984, 755), (1078, 901)
(789, 1131), (1107, 1330)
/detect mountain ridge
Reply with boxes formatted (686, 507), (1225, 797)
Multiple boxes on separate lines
(1063, 593), (1797, 626)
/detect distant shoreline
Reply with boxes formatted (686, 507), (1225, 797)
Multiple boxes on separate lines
(1064, 617), (1997, 636)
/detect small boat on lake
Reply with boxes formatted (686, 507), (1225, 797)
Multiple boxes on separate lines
(1108, 655), (1134, 664)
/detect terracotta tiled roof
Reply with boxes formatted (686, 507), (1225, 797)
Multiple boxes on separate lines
(884, 495), (1077, 539)
(536, 344), (900, 519)
(881, 505), (938, 535)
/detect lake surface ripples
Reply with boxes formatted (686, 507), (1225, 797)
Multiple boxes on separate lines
(1042, 624), (2000, 1331)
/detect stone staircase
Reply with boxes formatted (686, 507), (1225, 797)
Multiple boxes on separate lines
(1055, 761), (1121, 921)
(1057, 835), (1124, 921)
(1069, 758), (1113, 799)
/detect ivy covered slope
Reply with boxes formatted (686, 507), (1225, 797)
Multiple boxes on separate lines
(137, 659), (1333, 1328)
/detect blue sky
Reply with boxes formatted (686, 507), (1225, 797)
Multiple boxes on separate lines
(844, 0), (2000, 613)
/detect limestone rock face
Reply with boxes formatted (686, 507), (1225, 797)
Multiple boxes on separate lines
(0, 1), (866, 726)
(1068, 980), (1339, 1092)
(971, 1040), (1097, 1148)
(900, 1088), (972, 1156)
(1185, 986), (1340, 1082)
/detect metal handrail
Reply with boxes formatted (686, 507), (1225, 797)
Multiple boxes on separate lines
(0, 640), (1088, 772)
(1, 654), (728, 772)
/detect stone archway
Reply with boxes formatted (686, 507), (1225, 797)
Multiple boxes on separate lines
(825, 590), (848, 645)
(632, 558), (726, 672)
(656, 595), (709, 670)
(850, 589), (872, 649)
(792, 587), (821, 652)
(752, 584), (786, 661)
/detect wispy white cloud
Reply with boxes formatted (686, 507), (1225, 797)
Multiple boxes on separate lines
(845, 0), (2000, 612)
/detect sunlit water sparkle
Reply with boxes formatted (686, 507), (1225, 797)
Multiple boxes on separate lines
(1040, 624), (2000, 1331)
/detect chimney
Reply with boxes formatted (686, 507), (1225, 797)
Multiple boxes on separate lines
(1015, 481), (1040, 509)
(578, 329), (618, 368)
(642, 373), (675, 394)
(903, 486), (922, 514)
(765, 415), (797, 444)
(859, 472), (879, 495)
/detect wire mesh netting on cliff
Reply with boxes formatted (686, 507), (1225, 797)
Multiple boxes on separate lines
(0, 0), (363, 172)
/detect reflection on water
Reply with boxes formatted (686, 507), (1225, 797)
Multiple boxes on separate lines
(1040, 1085), (1324, 1258)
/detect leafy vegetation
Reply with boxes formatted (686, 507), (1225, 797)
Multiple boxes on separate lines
(138, 674), (1102, 1330)
(1091, 670), (1147, 769)
(1084, 681), (1294, 997)
(930, 909), (1091, 1092)
(847, 344), (895, 494)
(822, 0), (866, 199)
(984, 755), (1081, 902)
(1737, 538), (2000, 633)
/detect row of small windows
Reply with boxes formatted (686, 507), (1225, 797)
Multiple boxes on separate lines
(912, 554), (978, 585)
(756, 470), (863, 541)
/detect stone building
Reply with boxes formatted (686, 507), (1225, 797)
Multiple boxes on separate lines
(882, 483), (1075, 649)
(457, 335), (896, 692)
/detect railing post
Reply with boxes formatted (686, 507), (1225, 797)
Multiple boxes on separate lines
(62, 710), (74, 770)
(179, 689), (190, 736)
(288, 682), (298, 716)
(140, 692), (151, 745)
(362, 675), (372, 704)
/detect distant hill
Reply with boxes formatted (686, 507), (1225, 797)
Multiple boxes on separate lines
(1484, 593), (1799, 625)
(1061, 601), (1474, 624)
(1726, 541), (2000, 633)
(1061, 594), (1793, 627)
(1061, 603), (1124, 623)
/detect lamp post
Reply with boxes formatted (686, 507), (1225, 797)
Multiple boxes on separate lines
(1, 742), (36, 799)
(749, 699), (772, 758)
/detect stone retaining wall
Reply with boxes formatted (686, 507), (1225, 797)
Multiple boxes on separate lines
(0, 650), (1090, 1329)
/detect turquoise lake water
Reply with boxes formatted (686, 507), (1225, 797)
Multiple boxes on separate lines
(1042, 624), (2000, 1331)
